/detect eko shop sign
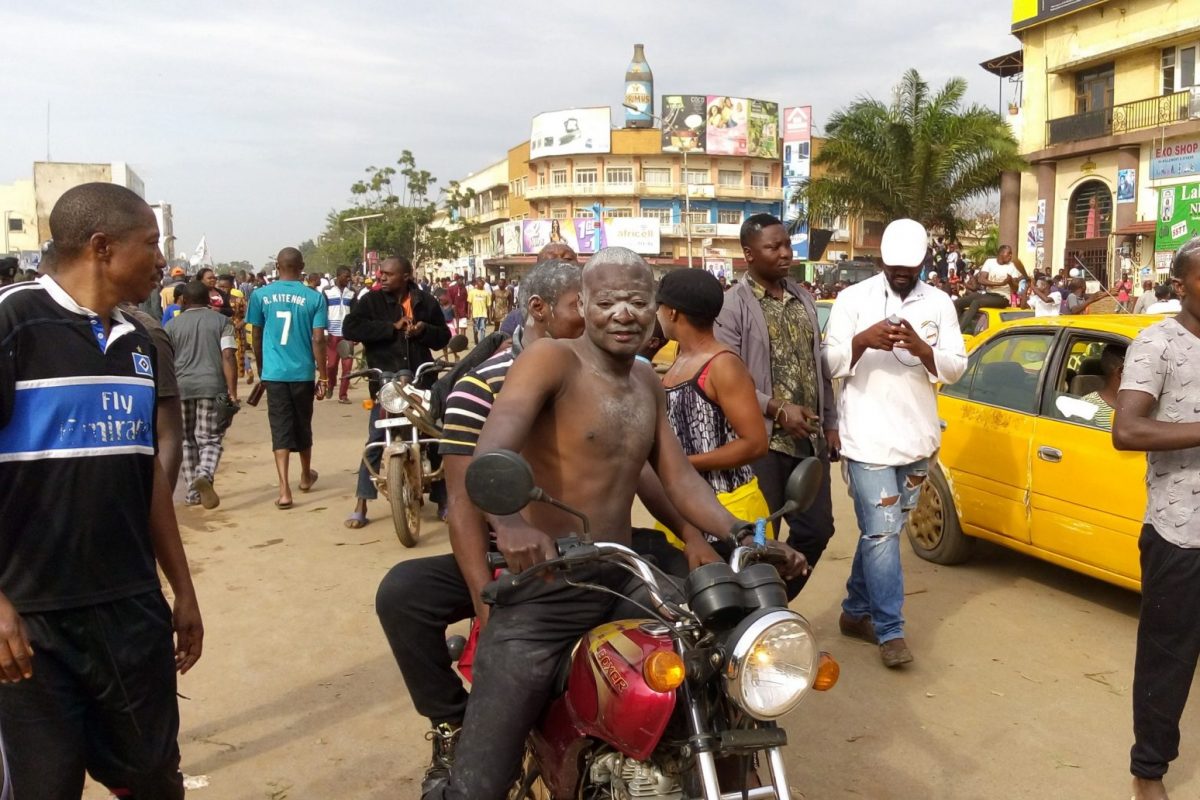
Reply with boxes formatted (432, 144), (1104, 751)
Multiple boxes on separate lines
(1151, 138), (1200, 180)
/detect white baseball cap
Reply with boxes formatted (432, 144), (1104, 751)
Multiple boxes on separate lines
(880, 218), (928, 268)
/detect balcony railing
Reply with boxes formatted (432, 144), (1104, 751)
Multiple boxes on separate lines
(524, 181), (783, 201)
(1047, 89), (1196, 146)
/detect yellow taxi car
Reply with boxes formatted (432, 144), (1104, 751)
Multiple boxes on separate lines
(961, 306), (1033, 345)
(904, 314), (1159, 592)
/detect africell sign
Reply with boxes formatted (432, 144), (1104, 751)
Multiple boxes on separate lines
(1151, 137), (1200, 180)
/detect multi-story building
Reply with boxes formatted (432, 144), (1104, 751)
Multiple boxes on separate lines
(436, 106), (787, 280)
(434, 157), (510, 279)
(518, 126), (783, 267)
(995, 0), (1200, 284)
(1, 161), (156, 268)
(0, 179), (38, 261)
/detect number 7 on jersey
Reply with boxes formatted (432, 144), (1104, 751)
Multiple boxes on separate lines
(276, 310), (292, 345)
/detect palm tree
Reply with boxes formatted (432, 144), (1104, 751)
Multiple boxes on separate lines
(801, 69), (1023, 239)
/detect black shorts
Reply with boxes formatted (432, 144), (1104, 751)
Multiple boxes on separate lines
(264, 380), (315, 452)
(0, 591), (183, 800)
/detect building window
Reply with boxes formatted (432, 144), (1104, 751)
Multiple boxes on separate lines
(551, 169), (568, 186)
(602, 208), (634, 218)
(684, 168), (709, 186)
(860, 220), (886, 247)
(1075, 63), (1114, 113)
(509, 177), (527, 197)
(551, 208), (569, 219)
(643, 167), (671, 185)
(6, 218), (21, 233)
(1068, 180), (1113, 240)
(717, 209), (742, 225)
(576, 208), (594, 219)
(684, 211), (709, 226)
(750, 172), (770, 189)
(642, 208), (673, 224)
(718, 169), (743, 187)
(606, 167), (634, 185)
(1163, 44), (1198, 94)
(574, 168), (597, 185)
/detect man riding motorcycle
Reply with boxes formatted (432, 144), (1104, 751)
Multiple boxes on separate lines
(342, 256), (449, 528)
(376, 260), (722, 792)
(421, 248), (807, 800)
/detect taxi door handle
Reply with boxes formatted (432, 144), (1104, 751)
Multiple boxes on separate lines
(1037, 446), (1063, 463)
(939, 419), (947, 431)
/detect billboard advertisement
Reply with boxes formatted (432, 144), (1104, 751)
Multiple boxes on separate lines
(705, 96), (749, 156)
(782, 106), (812, 259)
(661, 95), (708, 153)
(529, 108), (612, 158)
(748, 100), (780, 159)
(519, 218), (660, 255)
(1156, 182), (1200, 252)
(1012, 0), (1106, 31)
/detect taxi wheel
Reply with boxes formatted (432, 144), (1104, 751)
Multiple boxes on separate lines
(905, 466), (973, 565)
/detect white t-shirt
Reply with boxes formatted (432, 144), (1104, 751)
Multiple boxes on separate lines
(1147, 299), (1182, 314)
(1028, 291), (1061, 317)
(980, 258), (1022, 297)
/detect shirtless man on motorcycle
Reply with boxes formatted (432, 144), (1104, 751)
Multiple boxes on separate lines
(422, 247), (807, 800)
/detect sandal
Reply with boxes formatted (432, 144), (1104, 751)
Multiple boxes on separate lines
(344, 512), (368, 529)
(275, 499), (294, 510)
(299, 469), (319, 493)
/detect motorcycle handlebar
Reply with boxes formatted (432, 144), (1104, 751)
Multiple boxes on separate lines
(346, 359), (451, 384)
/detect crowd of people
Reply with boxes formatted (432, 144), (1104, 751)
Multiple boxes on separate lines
(1, 183), (1198, 800)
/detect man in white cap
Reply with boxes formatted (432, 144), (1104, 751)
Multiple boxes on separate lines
(823, 219), (967, 667)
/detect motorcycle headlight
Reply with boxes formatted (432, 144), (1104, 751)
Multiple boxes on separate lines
(377, 382), (408, 415)
(724, 609), (818, 720)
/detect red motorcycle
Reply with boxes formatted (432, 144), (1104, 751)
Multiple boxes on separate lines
(455, 451), (840, 800)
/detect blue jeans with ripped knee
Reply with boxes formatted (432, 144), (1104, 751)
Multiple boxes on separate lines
(842, 458), (930, 643)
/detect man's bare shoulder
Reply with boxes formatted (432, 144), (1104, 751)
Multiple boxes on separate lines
(522, 337), (579, 362)
(632, 358), (665, 392)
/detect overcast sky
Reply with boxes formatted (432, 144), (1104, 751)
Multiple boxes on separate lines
(3, 1), (1019, 264)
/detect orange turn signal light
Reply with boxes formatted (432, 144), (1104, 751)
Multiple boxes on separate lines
(362, 399), (374, 410)
(813, 651), (839, 692)
(643, 651), (686, 693)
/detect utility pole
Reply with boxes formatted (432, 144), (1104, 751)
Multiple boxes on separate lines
(342, 213), (384, 274)
(681, 140), (695, 268)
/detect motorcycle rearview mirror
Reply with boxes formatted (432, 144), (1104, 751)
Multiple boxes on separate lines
(773, 457), (823, 520)
(466, 450), (537, 516)
(447, 334), (470, 354)
(464, 449), (594, 539)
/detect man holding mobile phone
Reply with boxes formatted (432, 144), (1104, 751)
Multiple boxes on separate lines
(824, 219), (967, 667)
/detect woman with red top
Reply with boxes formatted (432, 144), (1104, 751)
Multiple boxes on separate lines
(653, 268), (772, 546)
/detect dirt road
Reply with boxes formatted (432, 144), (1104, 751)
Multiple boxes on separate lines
(84, 388), (1198, 799)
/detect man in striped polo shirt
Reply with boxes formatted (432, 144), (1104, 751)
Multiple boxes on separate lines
(0, 184), (202, 798)
(323, 266), (356, 403)
(375, 259), (584, 792)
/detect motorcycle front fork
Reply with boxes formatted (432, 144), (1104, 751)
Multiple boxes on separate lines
(681, 679), (792, 800)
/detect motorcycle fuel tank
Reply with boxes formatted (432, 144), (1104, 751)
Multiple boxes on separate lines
(562, 619), (677, 761)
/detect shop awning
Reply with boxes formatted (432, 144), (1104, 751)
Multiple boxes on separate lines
(1113, 221), (1157, 236)
(980, 50), (1024, 78)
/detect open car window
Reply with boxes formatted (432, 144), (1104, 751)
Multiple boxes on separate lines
(1041, 334), (1128, 431)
